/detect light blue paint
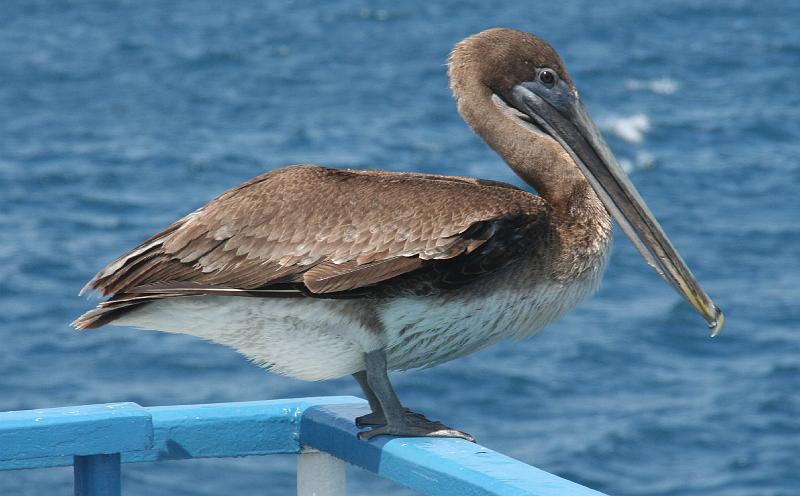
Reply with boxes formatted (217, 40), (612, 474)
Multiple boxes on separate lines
(300, 403), (608, 496)
(0, 397), (362, 470)
(74, 454), (121, 496)
(0, 403), (151, 462)
(0, 397), (609, 495)
(127, 396), (363, 463)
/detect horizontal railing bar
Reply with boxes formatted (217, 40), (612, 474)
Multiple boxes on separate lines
(126, 396), (363, 463)
(0, 396), (610, 496)
(0, 397), (364, 471)
(0, 403), (151, 463)
(300, 403), (609, 496)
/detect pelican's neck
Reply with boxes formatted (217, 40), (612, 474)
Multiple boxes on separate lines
(454, 82), (612, 278)
(454, 82), (607, 224)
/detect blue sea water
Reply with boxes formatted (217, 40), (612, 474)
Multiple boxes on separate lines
(1, 0), (798, 494)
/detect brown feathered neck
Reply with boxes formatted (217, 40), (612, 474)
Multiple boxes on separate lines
(447, 28), (598, 218)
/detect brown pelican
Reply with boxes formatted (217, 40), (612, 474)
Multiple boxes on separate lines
(74, 28), (723, 441)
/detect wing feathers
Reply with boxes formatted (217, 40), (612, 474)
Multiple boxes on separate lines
(303, 257), (424, 293)
(78, 166), (549, 326)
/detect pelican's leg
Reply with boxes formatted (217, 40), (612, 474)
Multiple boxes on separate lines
(356, 349), (475, 442)
(352, 370), (385, 426)
(353, 370), (413, 426)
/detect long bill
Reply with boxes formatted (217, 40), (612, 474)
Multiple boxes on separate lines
(509, 85), (724, 335)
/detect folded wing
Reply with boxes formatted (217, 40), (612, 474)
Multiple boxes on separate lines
(74, 165), (549, 328)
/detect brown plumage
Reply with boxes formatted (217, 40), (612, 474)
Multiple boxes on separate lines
(75, 165), (551, 329)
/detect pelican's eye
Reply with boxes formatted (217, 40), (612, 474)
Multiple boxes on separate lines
(538, 68), (557, 87)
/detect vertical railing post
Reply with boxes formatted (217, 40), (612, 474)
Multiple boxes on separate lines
(74, 454), (121, 496)
(297, 449), (346, 496)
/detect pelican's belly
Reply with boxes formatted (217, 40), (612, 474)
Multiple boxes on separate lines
(113, 296), (381, 381)
(381, 260), (609, 371)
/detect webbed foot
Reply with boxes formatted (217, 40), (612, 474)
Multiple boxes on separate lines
(357, 410), (475, 442)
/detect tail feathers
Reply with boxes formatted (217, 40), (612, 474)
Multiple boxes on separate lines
(72, 293), (185, 330)
(72, 283), (307, 330)
(72, 305), (135, 330)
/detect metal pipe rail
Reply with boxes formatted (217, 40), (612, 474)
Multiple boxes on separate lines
(0, 396), (608, 496)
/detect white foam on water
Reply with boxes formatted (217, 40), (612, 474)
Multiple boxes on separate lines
(635, 150), (655, 169)
(619, 150), (656, 174)
(600, 114), (651, 144)
(624, 77), (680, 95)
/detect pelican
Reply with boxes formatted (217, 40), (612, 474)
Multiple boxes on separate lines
(74, 28), (723, 441)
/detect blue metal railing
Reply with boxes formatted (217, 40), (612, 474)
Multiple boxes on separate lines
(0, 396), (609, 495)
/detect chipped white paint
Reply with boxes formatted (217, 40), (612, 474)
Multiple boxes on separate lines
(297, 450), (346, 496)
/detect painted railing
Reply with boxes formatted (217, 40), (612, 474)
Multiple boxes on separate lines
(0, 396), (608, 495)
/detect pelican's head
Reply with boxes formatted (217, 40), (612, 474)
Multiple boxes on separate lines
(450, 28), (723, 335)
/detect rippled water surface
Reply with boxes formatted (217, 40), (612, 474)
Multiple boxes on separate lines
(1, 1), (798, 494)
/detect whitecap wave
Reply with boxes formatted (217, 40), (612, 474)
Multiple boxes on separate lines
(599, 114), (651, 144)
(624, 77), (680, 95)
(618, 151), (656, 174)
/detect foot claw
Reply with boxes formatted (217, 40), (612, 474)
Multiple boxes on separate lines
(355, 412), (385, 427)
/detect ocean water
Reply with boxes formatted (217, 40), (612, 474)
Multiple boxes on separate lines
(1, 1), (798, 495)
